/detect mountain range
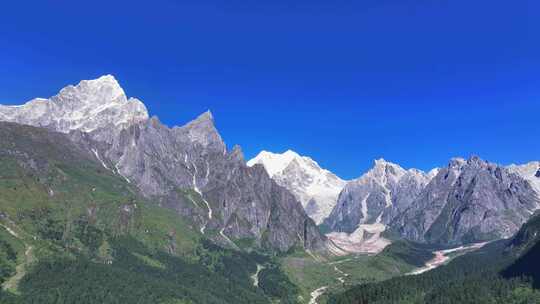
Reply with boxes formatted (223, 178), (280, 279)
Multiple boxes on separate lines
(249, 150), (540, 252)
(0, 75), (326, 253)
(1, 75), (540, 303)
(1, 75), (539, 253)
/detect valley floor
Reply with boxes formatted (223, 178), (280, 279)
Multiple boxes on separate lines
(283, 240), (491, 304)
(281, 250), (414, 303)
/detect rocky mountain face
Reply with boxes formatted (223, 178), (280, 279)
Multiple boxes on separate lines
(0, 75), (326, 253)
(324, 159), (436, 233)
(247, 150), (346, 224)
(323, 156), (540, 249)
(2, 75), (539, 253)
(507, 161), (540, 201)
(321, 159), (436, 254)
(392, 157), (540, 245)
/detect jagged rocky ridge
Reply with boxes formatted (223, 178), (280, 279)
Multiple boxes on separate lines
(321, 159), (436, 254)
(2, 75), (539, 252)
(247, 150), (346, 224)
(507, 161), (540, 198)
(324, 157), (540, 247)
(324, 159), (437, 233)
(0, 75), (326, 252)
(392, 157), (540, 245)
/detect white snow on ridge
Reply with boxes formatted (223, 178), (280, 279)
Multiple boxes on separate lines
(508, 161), (540, 208)
(247, 150), (299, 177)
(247, 150), (347, 224)
(0, 75), (149, 134)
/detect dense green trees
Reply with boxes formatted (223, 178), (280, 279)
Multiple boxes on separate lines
(327, 240), (540, 304)
(0, 209), (298, 304)
(0, 132), (300, 304)
(379, 240), (435, 268)
(503, 214), (540, 289)
(504, 240), (540, 289)
(0, 239), (17, 284)
(258, 264), (299, 303)
(8, 236), (296, 304)
(0, 233), (20, 304)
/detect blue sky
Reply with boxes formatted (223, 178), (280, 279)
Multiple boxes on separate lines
(1, 0), (539, 179)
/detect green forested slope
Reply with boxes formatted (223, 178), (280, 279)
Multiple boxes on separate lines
(327, 216), (540, 304)
(3, 122), (538, 304)
(0, 123), (296, 304)
(503, 212), (540, 289)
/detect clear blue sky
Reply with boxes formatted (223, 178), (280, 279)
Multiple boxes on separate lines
(1, 0), (539, 179)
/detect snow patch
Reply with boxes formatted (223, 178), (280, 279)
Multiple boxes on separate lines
(200, 224), (206, 234)
(219, 227), (238, 249)
(360, 196), (368, 220)
(191, 160), (213, 220)
(114, 161), (131, 184)
(91, 148), (110, 170)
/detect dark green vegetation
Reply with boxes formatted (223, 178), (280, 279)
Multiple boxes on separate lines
(379, 240), (434, 268)
(15, 239), (275, 304)
(503, 212), (540, 289)
(0, 123), (297, 304)
(0, 228), (22, 289)
(280, 241), (435, 303)
(0, 238), (16, 285)
(1, 122), (540, 304)
(504, 241), (540, 289)
(258, 263), (300, 303)
(328, 215), (540, 304)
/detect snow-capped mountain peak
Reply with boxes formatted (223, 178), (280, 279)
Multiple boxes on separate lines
(247, 150), (346, 224)
(427, 167), (441, 179)
(56, 74), (127, 105)
(0, 75), (149, 133)
(508, 161), (540, 207)
(247, 150), (300, 177)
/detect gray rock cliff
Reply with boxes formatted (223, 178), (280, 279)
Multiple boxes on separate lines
(392, 157), (540, 245)
(0, 75), (327, 252)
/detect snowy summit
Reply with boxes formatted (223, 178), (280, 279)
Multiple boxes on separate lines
(0, 75), (149, 133)
(248, 150), (346, 224)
